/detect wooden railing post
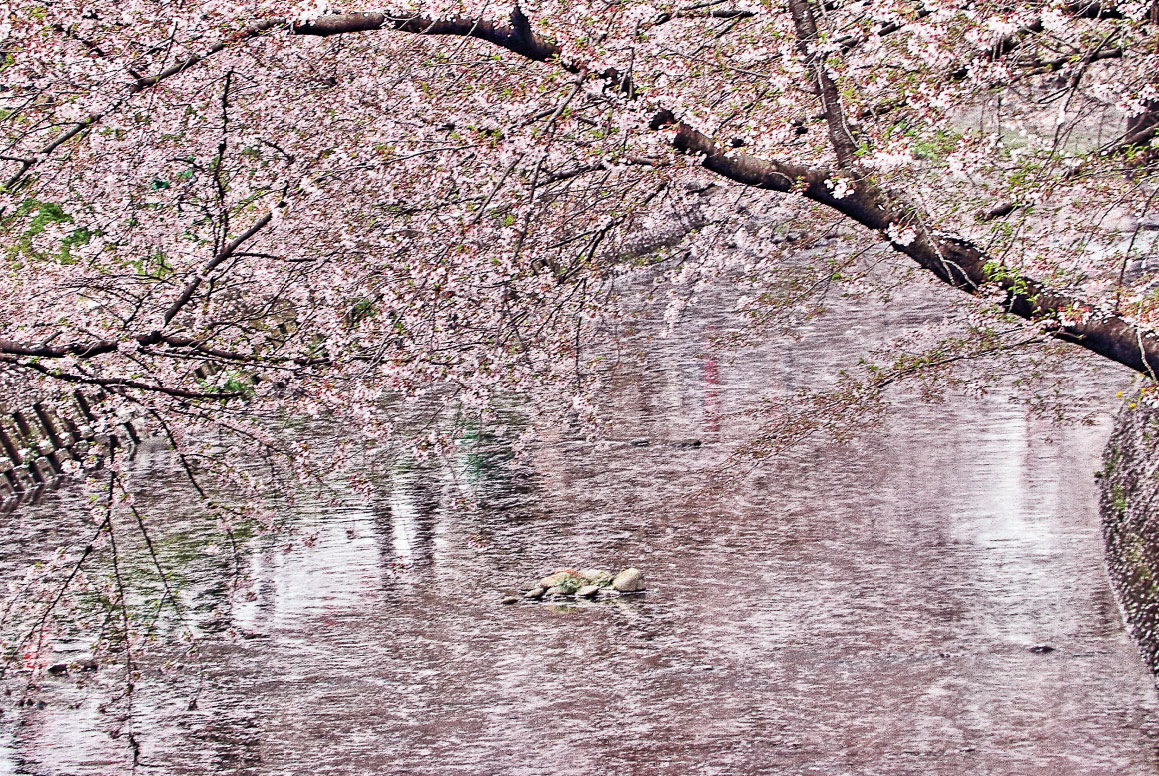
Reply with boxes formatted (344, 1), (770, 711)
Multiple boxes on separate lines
(0, 390), (142, 511)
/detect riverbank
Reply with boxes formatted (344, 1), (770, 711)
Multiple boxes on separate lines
(1100, 389), (1159, 679)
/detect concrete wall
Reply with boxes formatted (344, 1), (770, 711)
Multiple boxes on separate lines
(1100, 393), (1159, 675)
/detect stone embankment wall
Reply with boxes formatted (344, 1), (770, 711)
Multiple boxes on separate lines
(1100, 393), (1159, 675)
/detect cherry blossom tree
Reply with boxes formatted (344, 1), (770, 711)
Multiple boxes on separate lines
(0, 0), (1158, 674)
(1, 0), (1157, 451)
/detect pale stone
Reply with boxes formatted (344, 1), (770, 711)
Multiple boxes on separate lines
(612, 568), (645, 592)
(579, 569), (612, 585)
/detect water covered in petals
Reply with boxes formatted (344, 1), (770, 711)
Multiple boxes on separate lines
(2, 282), (1158, 775)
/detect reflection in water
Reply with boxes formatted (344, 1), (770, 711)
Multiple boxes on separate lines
(390, 483), (422, 568)
(702, 326), (722, 436)
(2, 278), (1159, 775)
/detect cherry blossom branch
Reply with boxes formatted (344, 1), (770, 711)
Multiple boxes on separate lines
(280, 5), (1159, 378)
(0, 338), (118, 359)
(0, 327), (324, 371)
(9, 5), (631, 192)
(2, 356), (246, 400)
(3, 19), (286, 193)
(646, 0), (761, 28)
(9, 6), (625, 201)
(838, 3), (1143, 79)
(10, 4), (1158, 389)
(292, 8), (634, 95)
(1101, 113), (1159, 158)
(788, 0), (859, 166)
(129, 19), (284, 94)
(749, 0), (1159, 375)
(2, 505), (112, 681)
(163, 209), (275, 326)
(0, 206), (281, 372)
(10, 1), (1150, 196)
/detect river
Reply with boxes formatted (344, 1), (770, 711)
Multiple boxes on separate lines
(2, 275), (1157, 775)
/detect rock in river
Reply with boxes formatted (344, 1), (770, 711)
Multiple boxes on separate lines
(539, 570), (578, 589)
(579, 569), (613, 585)
(612, 567), (646, 592)
(520, 567), (646, 600)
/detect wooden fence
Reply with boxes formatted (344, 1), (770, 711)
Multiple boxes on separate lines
(0, 390), (138, 513)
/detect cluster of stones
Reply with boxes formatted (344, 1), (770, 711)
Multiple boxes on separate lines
(515, 567), (645, 603)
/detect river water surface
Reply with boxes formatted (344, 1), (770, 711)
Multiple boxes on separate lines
(2, 278), (1158, 775)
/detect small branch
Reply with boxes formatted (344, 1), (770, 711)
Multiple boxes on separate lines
(787, 0), (859, 166)
(5, 356), (246, 400)
(164, 210), (275, 326)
